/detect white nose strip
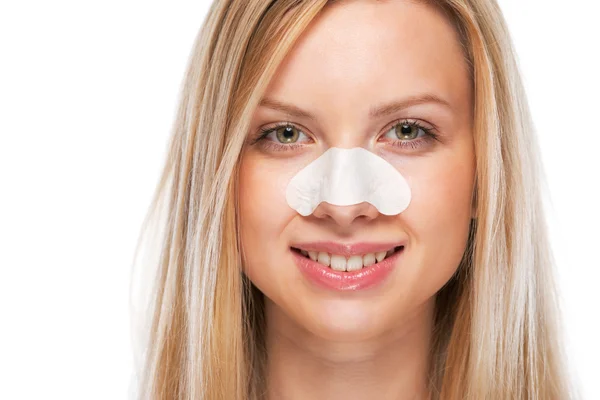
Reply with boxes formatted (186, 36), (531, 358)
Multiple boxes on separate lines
(285, 147), (411, 216)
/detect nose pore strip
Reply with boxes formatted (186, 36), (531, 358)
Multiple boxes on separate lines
(285, 147), (411, 216)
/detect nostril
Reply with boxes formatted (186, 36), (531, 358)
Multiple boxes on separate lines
(311, 201), (379, 225)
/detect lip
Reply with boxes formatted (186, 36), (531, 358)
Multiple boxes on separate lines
(290, 241), (406, 257)
(291, 244), (405, 291)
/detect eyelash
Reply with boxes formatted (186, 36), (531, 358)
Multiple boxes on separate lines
(252, 119), (439, 152)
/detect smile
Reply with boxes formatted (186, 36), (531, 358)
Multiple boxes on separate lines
(291, 245), (404, 272)
(290, 242), (406, 291)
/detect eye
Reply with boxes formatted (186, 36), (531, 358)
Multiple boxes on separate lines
(268, 124), (307, 144)
(384, 121), (428, 140)
(380, 119), (438, 151)
(252, 123), (312, 152)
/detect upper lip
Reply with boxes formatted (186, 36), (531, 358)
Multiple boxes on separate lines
(291, 241), (406, 257)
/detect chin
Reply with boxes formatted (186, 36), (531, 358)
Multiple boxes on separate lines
(297, 297), (393, 342)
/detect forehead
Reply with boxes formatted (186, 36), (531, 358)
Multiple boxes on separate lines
(264, 0), (471, 120)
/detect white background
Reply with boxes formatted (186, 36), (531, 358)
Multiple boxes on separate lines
(0, 1), (597, 399)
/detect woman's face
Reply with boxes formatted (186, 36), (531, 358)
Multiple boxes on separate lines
(239, 1), (475, 341)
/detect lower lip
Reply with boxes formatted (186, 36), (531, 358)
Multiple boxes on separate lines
(291, 247), (404, 291)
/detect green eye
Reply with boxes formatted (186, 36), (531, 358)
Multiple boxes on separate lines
(394, 123), (420, 140)
(275, 125), (301, 143)
(380, 119), (439, 151)
(254, 123), (311, 152)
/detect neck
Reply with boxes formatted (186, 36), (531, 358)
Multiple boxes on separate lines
(264, 298), (435, 400)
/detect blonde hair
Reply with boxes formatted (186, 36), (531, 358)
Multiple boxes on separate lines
(131, 0), (577, 398)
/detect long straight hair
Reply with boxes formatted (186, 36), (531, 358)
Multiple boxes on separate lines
(131, 0), (577, 398)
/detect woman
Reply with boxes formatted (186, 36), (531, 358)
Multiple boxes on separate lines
(132, 0), (576, 398)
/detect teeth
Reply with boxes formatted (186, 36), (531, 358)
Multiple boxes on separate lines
(375, 251), (387, 262)
(317, 252), (330, 267)
(330, 255), (346, 271)
(299, 247), (400, 271)
(362, 253), (376, 267)
(346, 255), (363, 271)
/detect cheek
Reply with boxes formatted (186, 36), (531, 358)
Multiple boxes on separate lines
(238, 153), (296, 276)
(402, 147), (475, 287)
(411, 157), (474, 227)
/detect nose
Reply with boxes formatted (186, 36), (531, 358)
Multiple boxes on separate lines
(311, 201), (380, 227)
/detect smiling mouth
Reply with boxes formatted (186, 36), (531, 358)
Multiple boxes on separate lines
(291, 245), (404, 272)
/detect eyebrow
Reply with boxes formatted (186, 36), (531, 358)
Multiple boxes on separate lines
(259, 93), (452, 121)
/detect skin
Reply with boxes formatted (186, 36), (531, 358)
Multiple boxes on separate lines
(239, 1), (475, 399)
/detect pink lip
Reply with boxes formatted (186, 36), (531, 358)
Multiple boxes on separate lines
(291, 245), (405, 291)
